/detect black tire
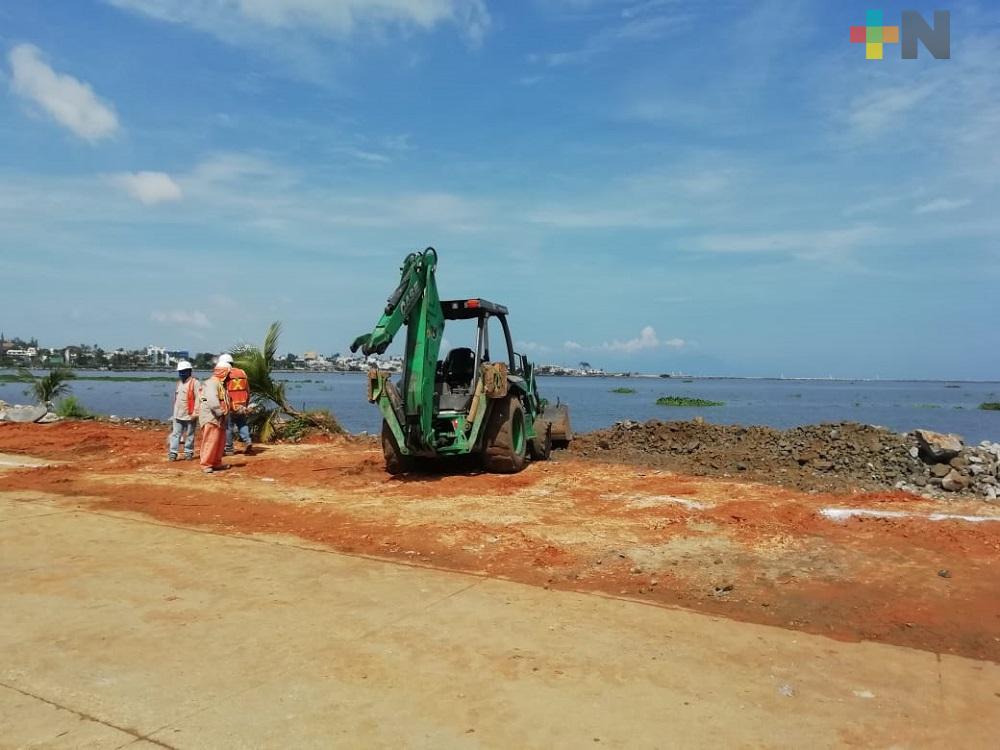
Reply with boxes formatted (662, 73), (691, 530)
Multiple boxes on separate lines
(529, 419), (552, 461)
(483, 396), (528, 473)
(381, 420), (413, 475)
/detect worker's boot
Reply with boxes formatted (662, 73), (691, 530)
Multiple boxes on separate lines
(168, 453), (177, 462)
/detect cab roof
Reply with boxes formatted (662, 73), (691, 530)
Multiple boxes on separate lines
(440, 298), (508, 320)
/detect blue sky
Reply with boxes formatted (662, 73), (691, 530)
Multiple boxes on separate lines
(1, 1), (998, 378)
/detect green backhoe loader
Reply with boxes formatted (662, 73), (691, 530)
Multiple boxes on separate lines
(351, 247), (572, 474)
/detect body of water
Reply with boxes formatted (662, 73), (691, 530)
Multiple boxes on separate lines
(3, 371), (998, 444)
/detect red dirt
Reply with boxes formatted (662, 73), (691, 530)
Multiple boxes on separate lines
(2, 421), (998, 662)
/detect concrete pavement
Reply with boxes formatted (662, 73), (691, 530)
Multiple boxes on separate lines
(1, 490), (997, 749)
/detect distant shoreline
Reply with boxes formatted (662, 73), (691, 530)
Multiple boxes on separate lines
(1, 367), (998, 385)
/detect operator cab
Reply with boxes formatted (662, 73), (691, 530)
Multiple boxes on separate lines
(435, 298), (518, 412)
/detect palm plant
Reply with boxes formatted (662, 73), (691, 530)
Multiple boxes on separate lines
(231, 321), (342, 441)
(18, 367), (75, 405)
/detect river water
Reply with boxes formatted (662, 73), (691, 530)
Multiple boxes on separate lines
(2, 371), (998, 444)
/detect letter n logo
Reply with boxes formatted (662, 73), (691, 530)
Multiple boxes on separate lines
(902, 10), (950, 59)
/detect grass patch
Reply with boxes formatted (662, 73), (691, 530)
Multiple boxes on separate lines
(656, 395), (724, 408)
(610, 387), (636, 394)
(55, 396), (92, 418)
(980, 402), (1000, 411)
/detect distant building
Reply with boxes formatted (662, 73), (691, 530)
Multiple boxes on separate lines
(146, 345), (168, 366)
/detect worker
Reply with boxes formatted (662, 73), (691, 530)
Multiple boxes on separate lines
(198, 361), (231, 474)
(168, 360), (199, 461)
(218, 353), (253, 456)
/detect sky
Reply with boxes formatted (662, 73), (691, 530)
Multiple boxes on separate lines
(1, 1), (998, 379)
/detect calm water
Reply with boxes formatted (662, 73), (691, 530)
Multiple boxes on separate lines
(3, 371), (999, 444)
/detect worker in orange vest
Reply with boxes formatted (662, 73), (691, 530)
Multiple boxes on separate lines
(168, 360), (199, 461)
(218, 353), (253, 456)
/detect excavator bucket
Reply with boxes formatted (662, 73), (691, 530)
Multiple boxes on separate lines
(543, 403), (572, 448)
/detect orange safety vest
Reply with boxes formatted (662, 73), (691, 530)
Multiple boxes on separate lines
(184, 379), (197, 416)
(227, 367), (250, 410)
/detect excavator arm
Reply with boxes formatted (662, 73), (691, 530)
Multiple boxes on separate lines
(350, 247), (444, 452)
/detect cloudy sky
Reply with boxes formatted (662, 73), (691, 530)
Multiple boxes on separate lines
(1, 1), (998, 378)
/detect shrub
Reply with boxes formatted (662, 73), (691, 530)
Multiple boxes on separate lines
(610, 387), (636, 394)
(55, 396), (91, 418)
(980, 402), (1000, 411)
(656, 395), (724, 407)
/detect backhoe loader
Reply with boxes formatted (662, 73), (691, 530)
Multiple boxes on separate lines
(351, 247), (571, 474)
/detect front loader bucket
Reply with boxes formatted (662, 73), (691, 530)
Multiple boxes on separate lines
(544, 404), (572, 448)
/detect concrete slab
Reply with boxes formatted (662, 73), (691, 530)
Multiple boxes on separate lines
(0, 683), (139, 749)
(2, 492), (998, 749)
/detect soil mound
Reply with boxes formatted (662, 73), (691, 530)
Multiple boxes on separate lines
(571, 419), (997, 497)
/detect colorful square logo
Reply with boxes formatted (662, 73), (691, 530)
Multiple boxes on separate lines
(851, 10), (899, 59)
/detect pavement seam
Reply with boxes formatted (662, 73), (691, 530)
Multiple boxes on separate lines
(0, 681), (178, 749)
(354, 578), (487, 642)
(0, 509), (77, 525)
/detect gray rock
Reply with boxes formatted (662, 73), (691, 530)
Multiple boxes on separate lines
(36, 412), (61, 424)
(2, 404), (48, 423)
(941, 470), (968, 492)
(914, 429), (963, 462)
(930, 463), (952, 478)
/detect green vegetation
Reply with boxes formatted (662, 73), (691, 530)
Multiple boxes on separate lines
(0, 373), (174, 383)
(55, 396), (91, 418)
(17, 367), (75, 404)
(610, 387), (636, 394)
(232, 321), (343, 442)
(656, 395), (724, 408)
(980, 402), (1000, 411)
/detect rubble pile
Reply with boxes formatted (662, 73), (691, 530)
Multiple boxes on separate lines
(572, 420), (999, 500)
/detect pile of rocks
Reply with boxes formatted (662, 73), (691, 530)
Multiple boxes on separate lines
(571, 419), (999, 500)
(902, 429), (1000, 500)
(0, 400), (60, 424)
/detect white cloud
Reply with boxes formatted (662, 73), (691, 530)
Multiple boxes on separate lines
(151, 310), (211, 328)
(914, 198), (971, 215)
(562, 327), (684, 355)
(7, 44), (120, 142)
(534, 13), (690, 66)
(525, 206), (680, 229)
(516, 340), (551, 353)
(602, 325), (672, 353)
(846, 84), (938, 140)
(697, 226), (879, 260)
(106, 0), (491, 46)
(341, 147), (391, 164)
(112, 171), (183, 205)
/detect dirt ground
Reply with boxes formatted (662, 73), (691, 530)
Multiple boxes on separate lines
(1, 421), (999, 664)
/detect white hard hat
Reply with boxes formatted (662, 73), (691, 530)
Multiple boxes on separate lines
(176, 360), (193, 371)
(217, 353), (234, 366)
